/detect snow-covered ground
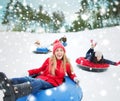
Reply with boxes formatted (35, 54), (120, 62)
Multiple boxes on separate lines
(0, 26), (120, 101)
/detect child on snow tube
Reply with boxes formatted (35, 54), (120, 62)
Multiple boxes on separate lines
(85, 40), (120, 66)
(34, 40), (51, 53)
(59, 35), (67, 47)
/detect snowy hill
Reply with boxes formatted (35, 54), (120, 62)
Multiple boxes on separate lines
(0, 26), (120, 101)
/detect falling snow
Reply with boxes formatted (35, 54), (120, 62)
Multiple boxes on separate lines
(0, 0), (120, 100)
(0, 26), (120, 101)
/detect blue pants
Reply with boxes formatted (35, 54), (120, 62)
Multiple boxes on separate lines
(11, 76), (53, 93)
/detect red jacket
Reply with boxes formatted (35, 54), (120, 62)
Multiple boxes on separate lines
(28, 58), (76, 86)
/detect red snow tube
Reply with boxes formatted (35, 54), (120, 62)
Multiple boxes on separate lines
(76, 57), (109, 72)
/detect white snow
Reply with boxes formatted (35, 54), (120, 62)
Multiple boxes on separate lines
(0, 26), (120, 101)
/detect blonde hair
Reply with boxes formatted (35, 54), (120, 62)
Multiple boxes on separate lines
(49, 53), (73, 75)
(95, 51), (103, 58)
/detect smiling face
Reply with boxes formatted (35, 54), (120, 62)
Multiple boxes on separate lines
(54, 48), (64, 60)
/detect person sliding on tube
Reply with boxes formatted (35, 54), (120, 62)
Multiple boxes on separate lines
(0, 40), (79, 101)
(85, 40), (120, 66)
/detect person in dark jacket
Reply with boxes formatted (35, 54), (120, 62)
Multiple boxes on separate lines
(59, 35), (67, 43)
(0, 41), (79, 101)
(85, 40), (120, 66)
(59, 35), (67, 47)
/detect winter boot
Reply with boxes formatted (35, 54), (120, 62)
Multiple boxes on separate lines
(0, 72), (32, 101)
(0, 72), (16, 101)
(115, 61), (120, 66)
(13, 82), (32, 99)
(0, 79), (12, 90)
(3, 83), (32, 101)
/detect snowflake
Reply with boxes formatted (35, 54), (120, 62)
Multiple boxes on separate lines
(99, 89), (107, 96)
(27, 94), (36, 101)
(101, 39), (110, 46)
(100, 8), (106, 16)
(0, 6), (3, 9)
(59, 83), (67, 92)
(45, 89), (53, 96)
(81, 14), (90, 21)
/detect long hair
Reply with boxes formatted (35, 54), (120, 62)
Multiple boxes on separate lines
(49, 53), (73, 75)
(90, 52), (104, 63)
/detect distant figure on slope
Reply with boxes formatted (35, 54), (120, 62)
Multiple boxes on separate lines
(34, 40), (51, 53)
(59, 35), (67, 47)
(85, 40), (120, 66)
(34, 40), (41, 47)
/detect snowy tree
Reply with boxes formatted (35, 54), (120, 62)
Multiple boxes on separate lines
(51, 10), (65, 33)
(68, 0), (120, 32)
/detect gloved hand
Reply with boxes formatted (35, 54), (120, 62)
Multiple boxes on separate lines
(90, 39), (97, 49)
(74, 77), (80, 85)
(115, 61), (120, 66)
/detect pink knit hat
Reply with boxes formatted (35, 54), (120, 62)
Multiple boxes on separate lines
(53, 39), (60, 44)
(53, 40), (65, 54)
